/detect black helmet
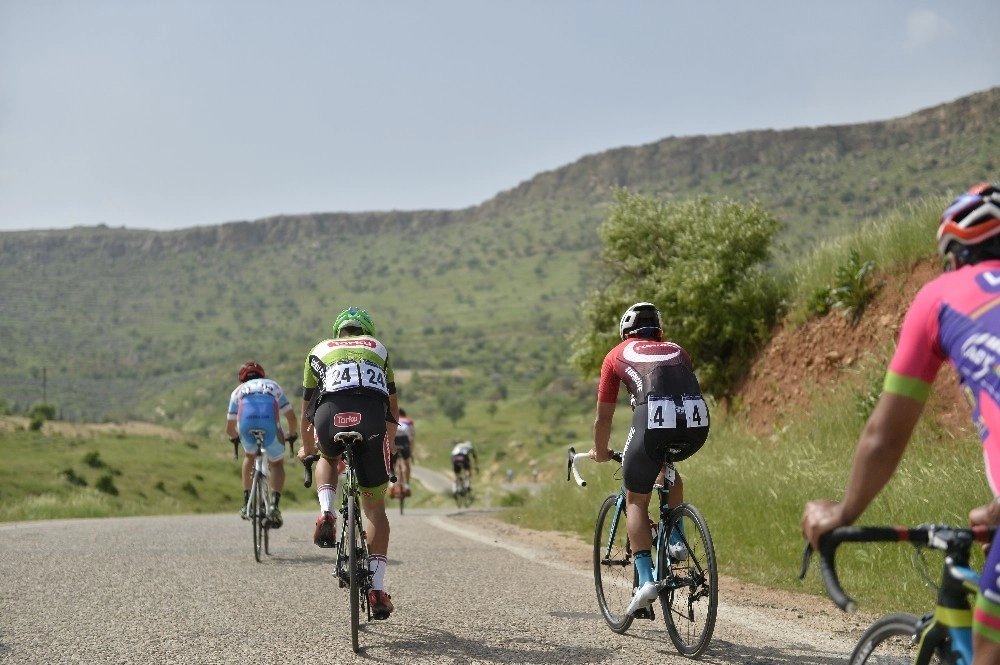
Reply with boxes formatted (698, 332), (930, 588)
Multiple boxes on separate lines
(619, 302), (663, 341)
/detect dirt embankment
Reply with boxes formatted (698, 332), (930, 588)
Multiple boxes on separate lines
(734, 257), (971, 438)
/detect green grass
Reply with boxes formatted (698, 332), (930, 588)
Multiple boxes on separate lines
(0, 427), (320, 521)
(500, 200), (994, 616)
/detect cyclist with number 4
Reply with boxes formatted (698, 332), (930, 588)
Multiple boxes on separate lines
(226, 361), (298, 528)
(297, 307), (399, 620)
(587, 302), (710, 618)
(802, 183), (1000, 665)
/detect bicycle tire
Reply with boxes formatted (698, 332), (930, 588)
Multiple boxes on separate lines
(594, 493), (634, 634)
(251, 474), (264, 563)
(395, 463), (405, 515)
(660, 502), (717, 658)
(348, 488), (361, 653)
(262, 478), (271, 557)
(848, 612), (952, 665)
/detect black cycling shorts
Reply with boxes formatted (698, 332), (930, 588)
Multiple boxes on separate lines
(393, 434), (411, 461)
(452, 453), (471, 475)
(621, 398), (709, 494)
(313, 393), (390, 490)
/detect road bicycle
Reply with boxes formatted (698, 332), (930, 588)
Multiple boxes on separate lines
(568, 446), (718, 658)
(304, 431), (396, 653)
(234, 430), (296, 563)
(799, 523), (995, 665)
(388, 451), (407, 515)
(453, 465), (473, 508)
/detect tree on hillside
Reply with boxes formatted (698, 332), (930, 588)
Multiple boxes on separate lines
(570, 189), (785, 399)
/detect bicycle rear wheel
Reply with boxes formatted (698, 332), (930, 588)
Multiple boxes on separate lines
(848, 613), (934, 665)
(395, 464), (405, 515)
(660, 502), (717, 658)
(251, 475), (264, 563)
(593, 493), (634, 634)
(347, 489), (361, 653)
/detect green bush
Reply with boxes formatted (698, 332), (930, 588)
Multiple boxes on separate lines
(83, 451), (106, 469)
(830, 249), (883, 324)
(95, 475), (119, 496)
(61, 468), (87, 487)
(571, 189), (785, 398)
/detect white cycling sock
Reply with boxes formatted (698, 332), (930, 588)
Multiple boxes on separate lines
(369, 554), (387, 591)
(318, 484), (335, 514)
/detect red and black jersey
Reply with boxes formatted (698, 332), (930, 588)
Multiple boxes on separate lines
(597, 339), (700, 405)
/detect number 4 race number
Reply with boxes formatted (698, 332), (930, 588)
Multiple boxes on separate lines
(647, 396), (708, 429)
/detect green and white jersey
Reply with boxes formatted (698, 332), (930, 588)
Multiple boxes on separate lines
(303, 336), (394, 398)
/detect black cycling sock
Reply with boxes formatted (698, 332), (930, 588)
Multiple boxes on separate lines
(272, 492), (281, 507)
(243, 490), (250, 504)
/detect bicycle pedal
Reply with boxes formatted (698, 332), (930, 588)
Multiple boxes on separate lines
(633, 607), (655, 620)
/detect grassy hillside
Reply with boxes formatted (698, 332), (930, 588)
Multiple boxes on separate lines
(0, 87), (998, 451)
(3, 194), (995, 619)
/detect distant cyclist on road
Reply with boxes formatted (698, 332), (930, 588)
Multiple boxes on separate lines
(297, 307), (399, 619)
(226, 360), (298, 528)
(587, 302), (710, 618)
(802, 183), (1000, 665)
(390, 408), (415, 498)
(450, 440), (479, 495)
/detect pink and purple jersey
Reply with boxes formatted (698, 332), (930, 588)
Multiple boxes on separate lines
(885, 259), (1000, 493)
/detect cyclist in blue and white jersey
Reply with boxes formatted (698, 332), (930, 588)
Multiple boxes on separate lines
(226, 360), (298, 528)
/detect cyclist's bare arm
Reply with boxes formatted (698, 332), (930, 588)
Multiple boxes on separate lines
(282, 408), (298, 441)
(298, 396), (317, 459)
(590, 400), (616, 462)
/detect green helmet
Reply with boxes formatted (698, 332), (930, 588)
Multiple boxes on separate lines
(333, 307), (376, 337)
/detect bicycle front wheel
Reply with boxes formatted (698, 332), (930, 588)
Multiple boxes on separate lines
(660, 502), (717, 658)
(594, 493), (634, 634)
(347, 490), (361, 653)
(849, 613), (929, 665)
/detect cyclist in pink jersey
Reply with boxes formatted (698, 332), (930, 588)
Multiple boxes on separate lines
(802, 182), (1000, 664)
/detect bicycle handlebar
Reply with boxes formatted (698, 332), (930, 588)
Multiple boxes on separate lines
(799, 524), (995, 613)
(566, 446), (622, 487)
(302, 454), (321, 488)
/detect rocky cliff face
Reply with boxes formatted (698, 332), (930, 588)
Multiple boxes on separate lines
(2, 87), (996, 262)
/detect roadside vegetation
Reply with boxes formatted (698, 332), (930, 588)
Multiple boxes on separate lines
(0, 188), (991, 619)
(504, 191), (991, 617)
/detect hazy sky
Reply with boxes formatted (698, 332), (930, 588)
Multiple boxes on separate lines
(2, 1), (998, 232)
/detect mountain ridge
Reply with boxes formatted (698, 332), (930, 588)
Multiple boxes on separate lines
(1, 86), (998, 431)
(3, 86), (996, 260)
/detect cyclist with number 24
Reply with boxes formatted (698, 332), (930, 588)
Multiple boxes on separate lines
(802, 183), (1000, 665)
(226, 361), (298, 528)
(587, 302), (710, 617)
(297, 307), (399, 620)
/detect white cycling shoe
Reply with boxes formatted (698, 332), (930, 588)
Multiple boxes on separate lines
(626, 581), (660, 616)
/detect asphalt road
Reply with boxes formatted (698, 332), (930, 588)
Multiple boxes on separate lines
(0, 506), (859, 664)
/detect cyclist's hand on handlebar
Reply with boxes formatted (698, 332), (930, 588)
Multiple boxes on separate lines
(801, 499), (846, 551)
(297, 445), (314, 463)
(969, 499), (1000, 528)
(588, 446), (614, 463)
